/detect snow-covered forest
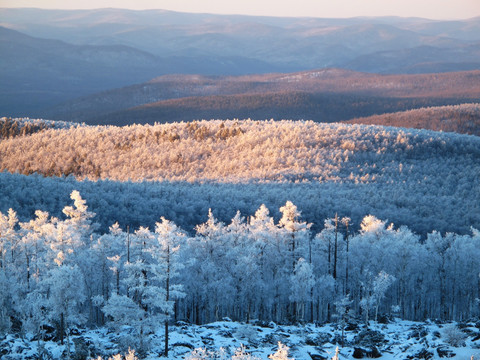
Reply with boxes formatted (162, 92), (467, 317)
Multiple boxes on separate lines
(347, 103), (480, 136)
(3, 119), (480, 184)
(1, 119), (479, 237)
(1, 118), (480, 358)
(2, 5), (480, 357)
(1, 190), (479, 356)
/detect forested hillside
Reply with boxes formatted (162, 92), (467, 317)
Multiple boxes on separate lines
(43, 69), (480, 124)
(346, 103), (480, 135)
(2, 119), (479, 183)
(0, 119), (479, 236)
(88, 92), (477, 126)
(0, 117), (77, 139)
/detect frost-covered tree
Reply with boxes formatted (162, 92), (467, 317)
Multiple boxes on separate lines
(372, 271), (395, 323)
(425, 231), (452, 320)
(334, 295), (353, 346)
(279, 201), (311, 321)
(190, 209), (231, 323)
(18, 210), (55, 290)
(151, 217), (186, 356)
(184, 347), (227, 360)
(341, 216), (351, 295)
(1, 187), (480, 342)
(100, 222), (182, 353)
(360, 270), (395, 326)
(0, 270), (11, 332)
(92, 222), (129, 316)
(249, 204), (281, 321)
(62, 190), (97, 245)
(290, 258), (315, 322)
(101, 292), (143, 331)
(15, 211), (57, 340)
(0, 209), (19, 332)
(331, 347), (340, 360)
(279, 201), (311, 271)
(42, 264), (86, 355)
(268, 342), (293, 360)
(231, 344), (261, 360)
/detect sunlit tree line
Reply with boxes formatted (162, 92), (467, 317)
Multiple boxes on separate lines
(348, 103), (480, 136)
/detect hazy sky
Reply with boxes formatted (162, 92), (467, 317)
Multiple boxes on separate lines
(1, 0), (479, 20)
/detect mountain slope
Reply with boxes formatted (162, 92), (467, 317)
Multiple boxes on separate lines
(0, 26), (278, 116)
(344, 43), (480, 73)
(87, 92), (478, 126)
(42, 70), (480, 124)
(0, 26), (164, 114)
(345, 103), (480, 135)
(2, 9), (480, 118)
(1, 119), (478, 184)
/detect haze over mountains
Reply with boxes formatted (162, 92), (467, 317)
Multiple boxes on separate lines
(1, 8), (480, 120)
(43, 69), (480, 126)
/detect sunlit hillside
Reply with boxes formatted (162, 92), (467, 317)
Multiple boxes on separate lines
(0, 119), (478, 236)
(1, 118), (479, 182)
(346, 103), (480, 136)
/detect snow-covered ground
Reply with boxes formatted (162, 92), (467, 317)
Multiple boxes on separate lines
(2, 318), (479, 359)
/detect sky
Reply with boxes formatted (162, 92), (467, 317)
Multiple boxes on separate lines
(1, 0), (479, 20)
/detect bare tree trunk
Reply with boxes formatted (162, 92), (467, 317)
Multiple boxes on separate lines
(126, 226), (130, 298)
(25, 250), (30, 291)
(333, 213), (338, 281)
(344, 219), (350, 295)
(60, 312), (64, 345)
(164, 244), (170, 357)
(164, 321), (169, 357)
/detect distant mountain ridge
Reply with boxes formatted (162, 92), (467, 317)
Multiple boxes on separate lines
(345, 103), (480, 136)
(0, 25), (278, 116)
(1, 8), (480, 118)
(3, 9), (479, 73)
(42, 69), (480, 125)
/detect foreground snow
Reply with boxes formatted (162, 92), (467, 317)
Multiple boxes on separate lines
(2, 318), (479, 359)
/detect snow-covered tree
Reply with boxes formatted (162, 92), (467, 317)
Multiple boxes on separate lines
(62, 190), (97, 246)
(278, 201), (311, 271)
(290, 258), (315, 322)
(151, 217), (186, 356)
(101, 293), (143, 331)
(360, 270), (395, 326)
(334, 295), (353, 346)
(42, 264), (86, 355)
(268, 342), (293, 360)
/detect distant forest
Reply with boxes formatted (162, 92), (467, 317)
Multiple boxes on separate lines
(0, 117), (50, 139)
(89, 92), (479, 126)
(43, 70), (480, 126)
(346, 103), (480, 136)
